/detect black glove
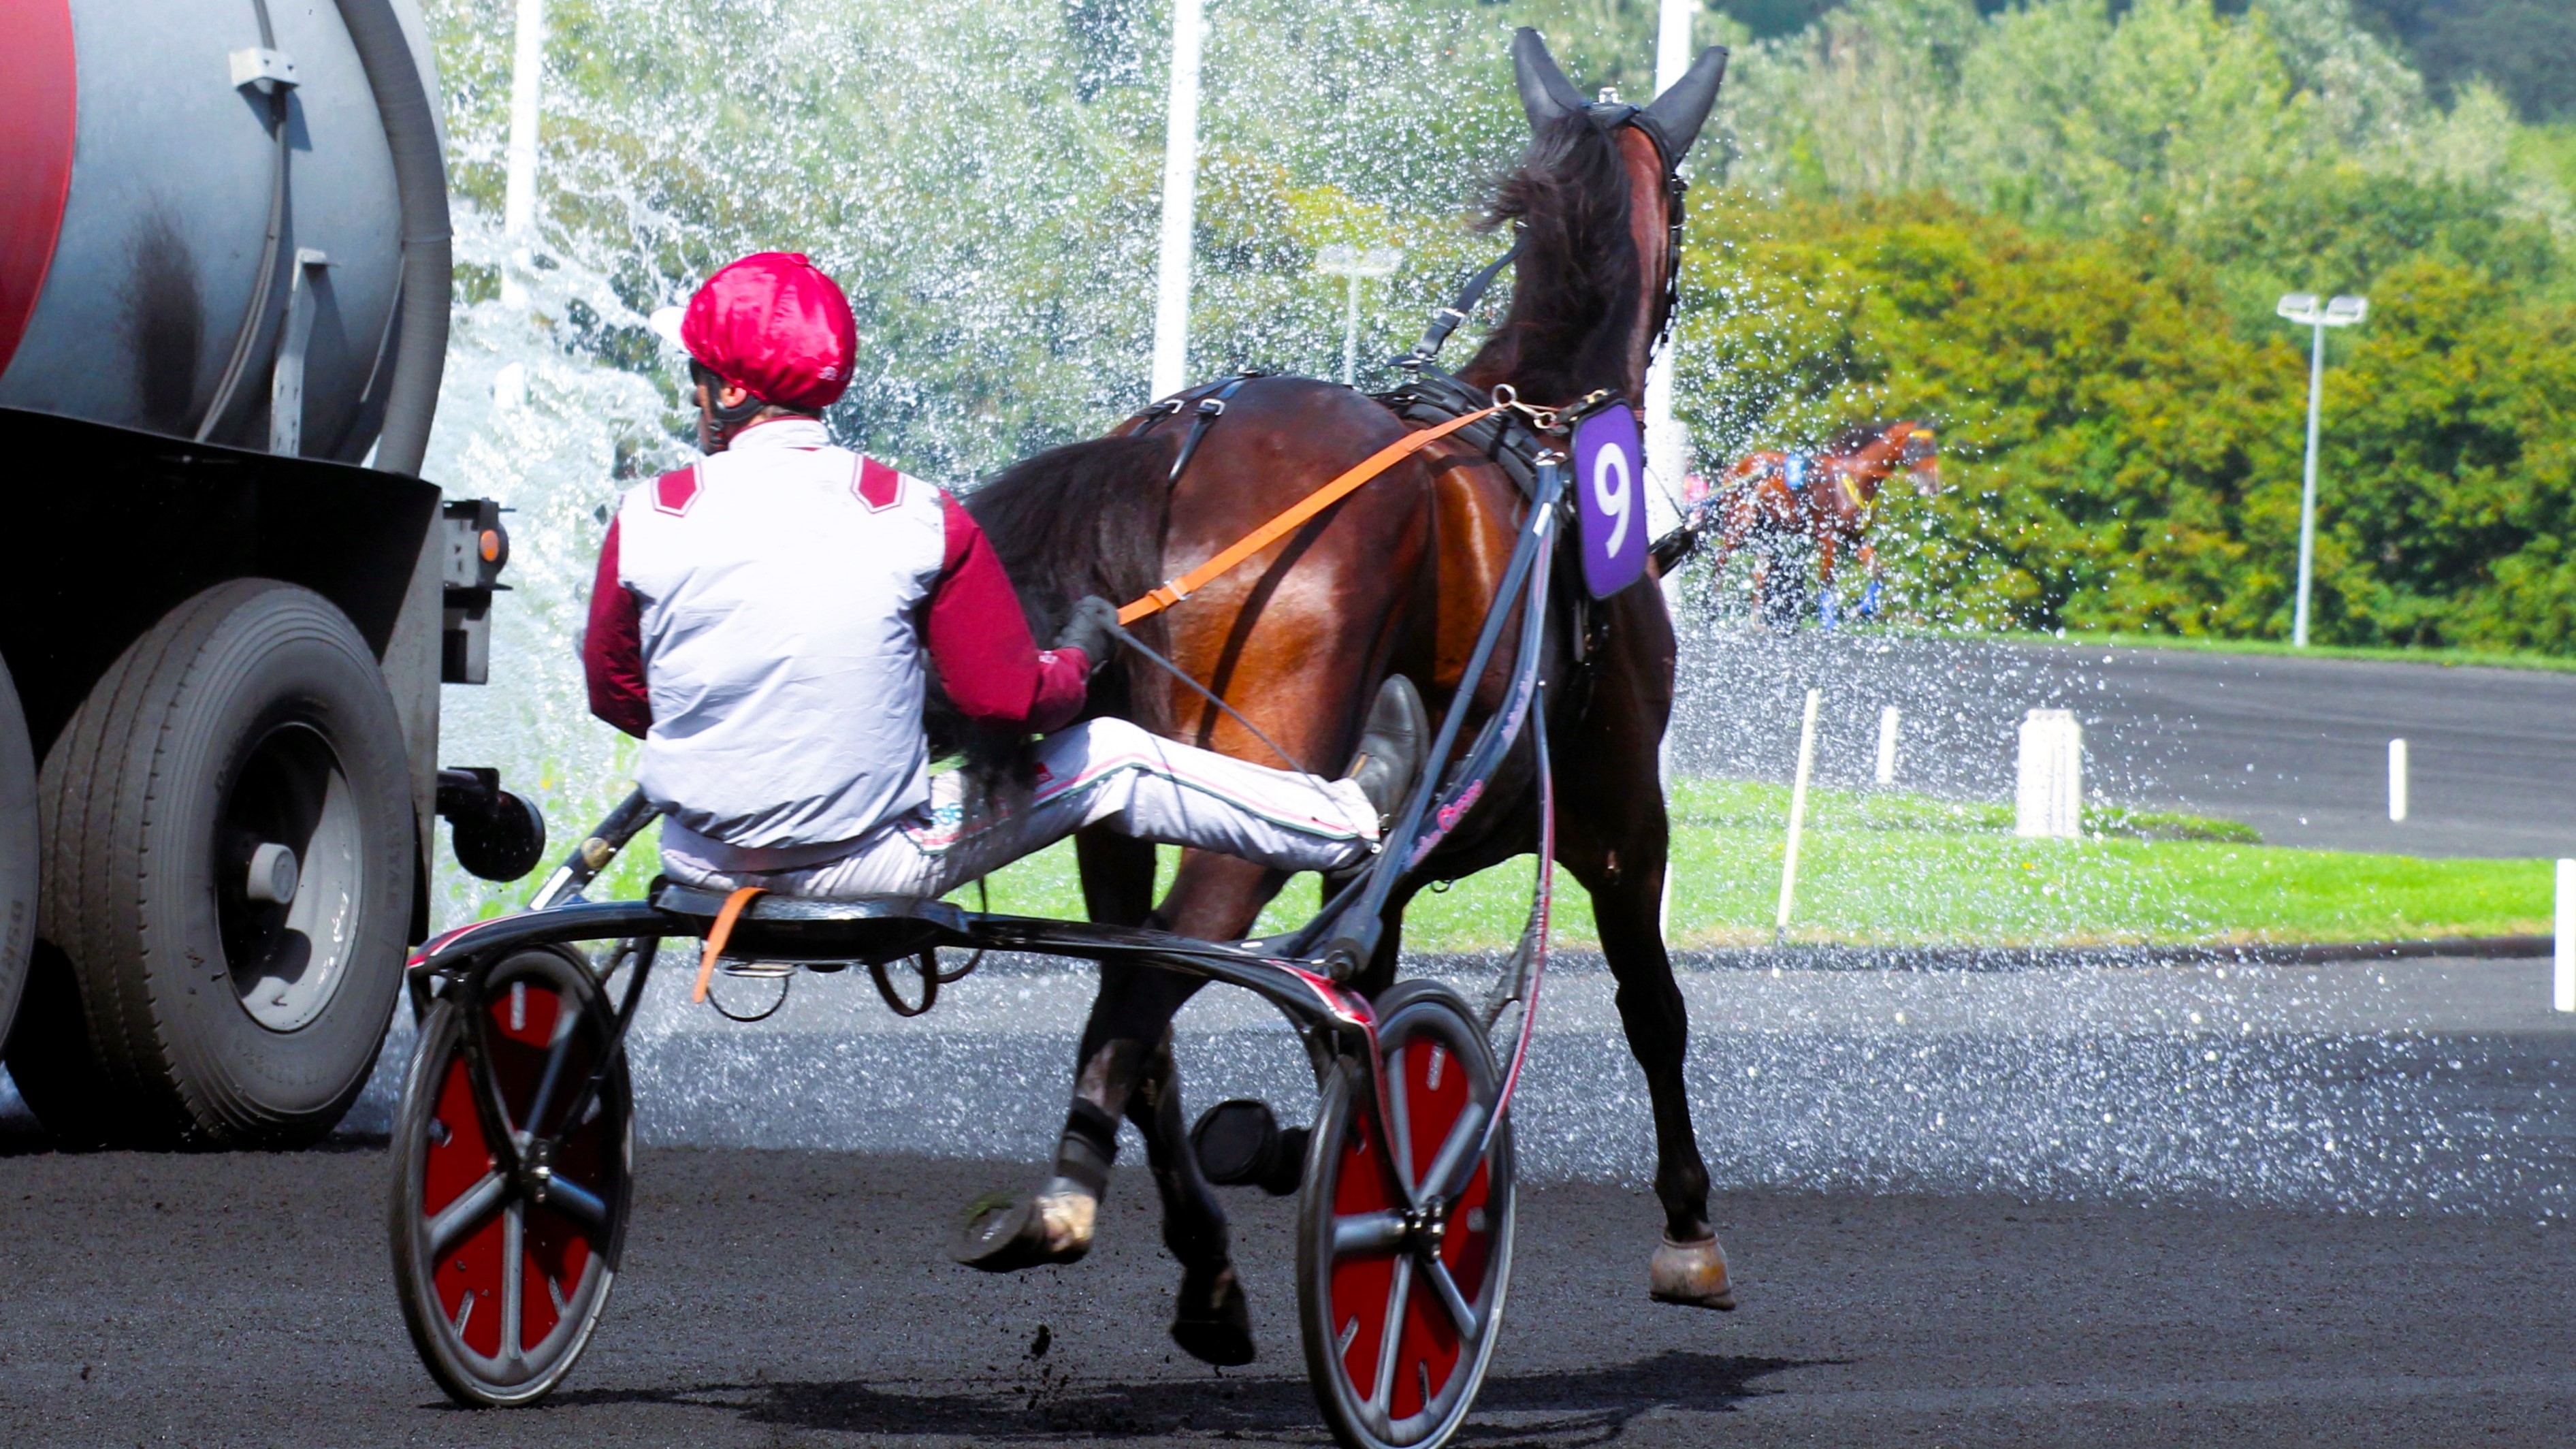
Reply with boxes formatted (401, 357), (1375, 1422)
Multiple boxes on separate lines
(1052, 595), (1120, 672)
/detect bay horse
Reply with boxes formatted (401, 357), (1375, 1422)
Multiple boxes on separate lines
(948, 31), (1734, 1363)
(1675, 419), (1938, 628)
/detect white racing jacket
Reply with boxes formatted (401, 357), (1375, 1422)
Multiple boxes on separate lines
(583, 417), (1087, 873)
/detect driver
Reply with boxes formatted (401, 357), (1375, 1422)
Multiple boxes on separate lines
(585, 252), (1425, 910)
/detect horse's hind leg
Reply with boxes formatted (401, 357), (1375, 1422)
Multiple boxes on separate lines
(1131, 1033), (1253, 1365)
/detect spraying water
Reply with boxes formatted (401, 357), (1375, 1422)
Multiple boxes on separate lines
(315, 3), (2576, 1222)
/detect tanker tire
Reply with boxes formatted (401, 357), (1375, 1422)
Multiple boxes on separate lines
(0, 655), (39, 1051)
(14, 580), (413, 1149)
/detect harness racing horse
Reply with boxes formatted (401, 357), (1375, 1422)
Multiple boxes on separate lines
(949, 31), (1735, 1363)
(1676, 420), (1938, 628)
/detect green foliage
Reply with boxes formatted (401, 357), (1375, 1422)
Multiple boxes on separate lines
(421, 0), (2576, 652)
(1671, 0), (2576, 650)
(1673, 189), (2576, 647)
(2351, 0), (2576, 123)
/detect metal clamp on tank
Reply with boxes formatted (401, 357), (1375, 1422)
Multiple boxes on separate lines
(440, 498), (511, 684)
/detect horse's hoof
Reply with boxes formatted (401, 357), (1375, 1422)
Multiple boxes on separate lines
(952, 1183), (1096, 1273)
(1648, 1235), (1736, 1310)
(1170, 1262), (1255, 1366)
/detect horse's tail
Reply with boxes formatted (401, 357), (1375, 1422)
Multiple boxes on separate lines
(923, 433), (1178, 767)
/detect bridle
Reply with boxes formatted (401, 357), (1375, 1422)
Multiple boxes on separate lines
(1593, 99), (1690, 357)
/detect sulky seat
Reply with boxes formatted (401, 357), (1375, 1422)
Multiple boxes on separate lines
(651, 883), (975, 966)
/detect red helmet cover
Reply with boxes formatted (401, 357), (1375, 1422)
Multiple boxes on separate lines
(678, 252), (857, 411)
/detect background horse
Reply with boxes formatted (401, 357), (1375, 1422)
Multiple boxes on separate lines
(953, 31), (1735, 1360)
(1684, 419), (1937, 628)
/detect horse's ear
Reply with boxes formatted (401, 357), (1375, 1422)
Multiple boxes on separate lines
(1643, 46), (1730, 159)
(1511, 28), (1588, 129)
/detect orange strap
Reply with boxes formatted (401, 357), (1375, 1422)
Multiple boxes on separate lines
(1117, 406), (1501, 624)
(692, 886), (767, 1004)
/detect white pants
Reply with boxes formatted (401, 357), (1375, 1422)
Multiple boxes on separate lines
(660, 717), (1378, 899)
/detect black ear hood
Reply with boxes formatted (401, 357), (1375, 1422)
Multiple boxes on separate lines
(1511, 28), (1591, 128)
(1643, 45), (1729, 159)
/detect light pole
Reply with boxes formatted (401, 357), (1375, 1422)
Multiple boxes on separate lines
(1315, 245), (1400, 386)
(1643, 0), (1696, 554)
(2275, 291), (2366, 648)
(1148, 0), (1205, 401)
(500, 0), (544, 308)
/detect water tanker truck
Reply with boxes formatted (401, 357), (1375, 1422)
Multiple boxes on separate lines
(0, 0), (539, 1147)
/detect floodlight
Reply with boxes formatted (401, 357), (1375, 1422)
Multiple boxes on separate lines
(1316, 245), (1402, 278)
(2277, 290), (2368, 647)
(1317, 246), (1405, 385)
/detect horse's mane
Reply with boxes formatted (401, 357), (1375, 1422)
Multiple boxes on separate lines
(1457, 112), (1643, 407)
(963, 432), (1175, 639)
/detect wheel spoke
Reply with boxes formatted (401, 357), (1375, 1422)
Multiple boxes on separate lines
(462, 1012), (524, 1172)
(1369, 1254), (1413, 1416)
(500, 1204), (526, 1363)
(1332, 1210), (1407, 1258)
(427, 1171), (511, 1258)
(1387, 1045), (1417, 1198)
(519, 1011), (581, 1142)
(1420, 1253), (1480, 1340)
(1420, 1100), (1489, 1205)
(541, 1173), (611, 1230)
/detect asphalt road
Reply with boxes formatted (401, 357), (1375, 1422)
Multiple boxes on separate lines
(1669, 632), (2576, 859)
(5, 946), (2572, 1446)
(3, 1145), (2571, 1448)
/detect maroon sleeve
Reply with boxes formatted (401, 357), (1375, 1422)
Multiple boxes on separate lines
(927, 491), (1089, 732)
(583, 514), (654, 739)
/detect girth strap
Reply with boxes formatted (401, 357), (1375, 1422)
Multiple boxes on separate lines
(1117, 404), (1501, 626)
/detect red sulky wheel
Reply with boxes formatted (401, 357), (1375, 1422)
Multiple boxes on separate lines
(389, 946), (632, 1407)
(1298, 980), (1516, 1449)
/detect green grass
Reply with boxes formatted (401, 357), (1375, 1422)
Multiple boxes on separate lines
(948, 778), (2555, 951)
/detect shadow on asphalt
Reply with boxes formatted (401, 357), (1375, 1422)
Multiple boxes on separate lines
(539, 1350), (1820, 1441)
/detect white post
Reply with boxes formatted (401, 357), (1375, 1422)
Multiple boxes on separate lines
(2015, 710), (2082, 839)
(2294, 317), (2323, 648)
(1644, 0), (1695, 582)
(1775, 688), (1820, 942)
(1874, 705), (1900, 786)
(2387, 738), (2408, 823)
(2555, 858), (2573, 1013)
(500, 0), (545, 308)
(2279, 293), (2363, 644)
(1658, 727), (1675, 938)
(1148, 0), (1205, 402)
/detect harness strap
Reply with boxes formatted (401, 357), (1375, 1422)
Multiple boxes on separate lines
(1116, 404), (1501, 626)
(692, 886), (768, 1004)
(1405, 234), (1523, 365)
(1166, 374), (1257, 483)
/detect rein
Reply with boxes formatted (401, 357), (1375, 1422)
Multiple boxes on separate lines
(1116, 404), (1501, 625)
